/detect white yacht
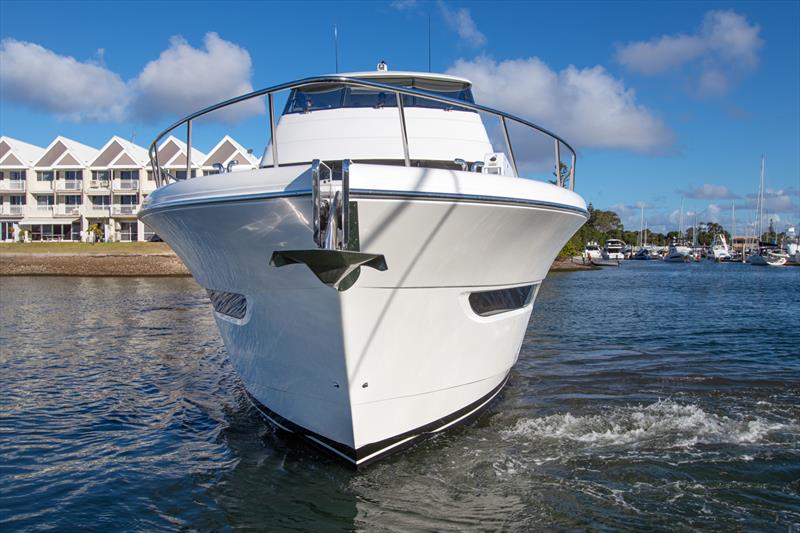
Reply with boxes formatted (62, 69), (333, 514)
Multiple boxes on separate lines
(664, 241), (692, 262)
(748, 246), (789, 266)
(708, 234), (732, 261)
(602, 239), (625, 260)
(139, 66), (588, 467)
(583, 240), (602, 260)
(784, 227), (800, 265)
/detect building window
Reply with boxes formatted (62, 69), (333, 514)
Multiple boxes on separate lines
(65, 195), (82, 206)
(37, 171), (54, 181)
(174, 169), (197, 180)
(92, 170), (110, 180)
(205, 169), (220, 176)
(147, 170), (155, 181)
(119, 194), (139, 206)
(119, 170), (139, 180)
(90, 195), (110, 207)
(63, 170), (82, 180)
(10, 170), (25, 180)
(36, 195), (54, 206)
(10, 195), (25, 205)
(119, 222), (138, 242)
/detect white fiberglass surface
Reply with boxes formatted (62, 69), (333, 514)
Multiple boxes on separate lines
(143, 163), (586, 214)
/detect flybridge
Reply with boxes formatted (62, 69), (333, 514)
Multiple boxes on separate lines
(148, 74), (578, 191)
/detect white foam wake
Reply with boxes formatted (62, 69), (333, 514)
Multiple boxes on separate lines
(503, 400), (795, 448)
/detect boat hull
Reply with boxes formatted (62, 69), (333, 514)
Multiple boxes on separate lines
(140, 165), (587, 466)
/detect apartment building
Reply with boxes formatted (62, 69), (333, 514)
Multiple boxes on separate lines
(0, 134), (258, 242)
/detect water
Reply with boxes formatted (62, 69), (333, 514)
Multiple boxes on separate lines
(1, 262), (798, 531)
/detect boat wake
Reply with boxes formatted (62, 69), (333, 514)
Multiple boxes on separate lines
(502, 399), (796, 449)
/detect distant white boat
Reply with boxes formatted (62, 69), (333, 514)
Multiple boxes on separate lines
(584, 240), (602, 260)
(784, 227), (800, 265)
(602, 239), (625, 260)
(708, 234), (732, 261)
(748, 247), (788, 267)
(664, 241), (692, 262)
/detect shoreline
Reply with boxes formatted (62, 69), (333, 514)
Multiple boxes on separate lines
(0, 249), (595, 277)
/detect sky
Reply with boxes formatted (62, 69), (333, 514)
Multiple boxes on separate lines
(1, 0), (798, 235)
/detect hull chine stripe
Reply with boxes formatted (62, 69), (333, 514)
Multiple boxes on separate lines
(245, 372), (510, 468)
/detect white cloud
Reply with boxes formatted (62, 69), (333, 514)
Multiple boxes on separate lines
(0, 38), (128, 121)
(131, 33), (262, 122)
(680, 184), (739, 200)
(616, 10), (763, 95)
(390, 0), (417, 10)
(745, 188), (799, 213)
(0, 33), (261, 123)
(439, 2), (487, 48)
(447, 56), (672, 154)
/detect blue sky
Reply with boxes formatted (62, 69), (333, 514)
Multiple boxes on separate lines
(1, 0), (798, 234)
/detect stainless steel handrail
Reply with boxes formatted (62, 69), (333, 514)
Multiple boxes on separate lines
(148, 75), (578, 190)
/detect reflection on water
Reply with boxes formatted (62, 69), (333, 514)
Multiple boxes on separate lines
(1, 262), (799, 530)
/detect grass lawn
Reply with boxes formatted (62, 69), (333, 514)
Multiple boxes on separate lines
(0, 242), (174, 254)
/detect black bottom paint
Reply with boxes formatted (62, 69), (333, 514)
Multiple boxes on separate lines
(246, 373), (510, 469)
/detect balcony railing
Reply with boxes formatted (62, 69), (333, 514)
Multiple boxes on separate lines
(111, 205), (138, 216)
(113, 179), (139, 191)
(54, 180), (83, 192)
(0, 205), (25, 216)
(0, 180), (26, 192)
(55, 205), (81, 216)
(86, 205), (111, 215)
(31, 180), (54, 191)
(89, 179), (111, 189)
(34, 206), (54, 215)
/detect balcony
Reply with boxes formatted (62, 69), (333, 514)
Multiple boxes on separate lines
(0, 205), (25, 217)
(89, 179), (111, 190)
(85, 205), (111, 216)
(111, 205), (138, 216)
(54, 205), (81, 217)
(0, 180), (26, 192)
(112, 179), (139, 192)
(34, 206), (54, 216)
(31, 180), (54, 192)
(54, 180), (83, 193)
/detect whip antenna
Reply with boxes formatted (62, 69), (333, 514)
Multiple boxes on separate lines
(334, 24), (339, 73)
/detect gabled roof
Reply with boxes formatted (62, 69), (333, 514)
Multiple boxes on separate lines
(202, 135), (258, 168)
(157, 136), (207, 168)
(90, 136), (149, 168)
(35, 136), (99, 168)
(0, 136), (46, 168)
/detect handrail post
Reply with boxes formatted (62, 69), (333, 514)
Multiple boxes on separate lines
(554, 139), (562, 187)
(396, 92), (411, 167)
(311, 159), (321, 246)
(268, 93), (279, 167)
(341, 159), (351, 250)
(570, 153), (576, 191)
(501, 117), (519, 177)
(186, 120), (192, 179)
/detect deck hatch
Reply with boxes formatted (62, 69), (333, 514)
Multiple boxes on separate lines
(206, 289), (247, 319)
(468, 285), (535, 317)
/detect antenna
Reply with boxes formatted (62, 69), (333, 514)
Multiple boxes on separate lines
(334, 24), (339, 73)
(428, 14), (431, 72)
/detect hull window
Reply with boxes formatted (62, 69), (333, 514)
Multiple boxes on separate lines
(469, 285), (535, 317)
(206, 289), (247, 319)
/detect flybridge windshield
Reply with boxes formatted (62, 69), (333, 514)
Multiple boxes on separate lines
(283, 81), (475, 114)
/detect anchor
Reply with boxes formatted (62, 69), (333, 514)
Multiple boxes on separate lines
(270, 160), (387, 291)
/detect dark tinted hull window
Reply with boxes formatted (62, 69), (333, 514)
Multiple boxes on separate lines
(469, 285), (536, 317)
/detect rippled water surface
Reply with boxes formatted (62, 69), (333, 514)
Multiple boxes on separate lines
(2, 262), (799, 531)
